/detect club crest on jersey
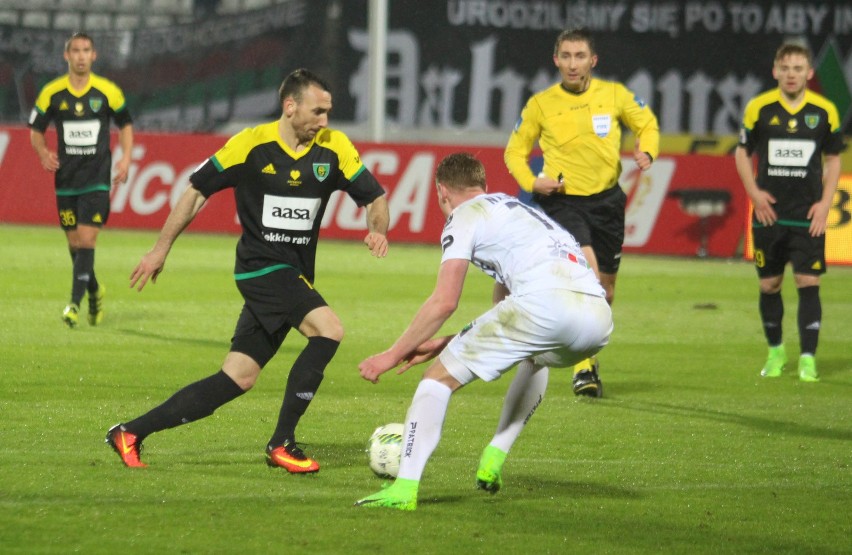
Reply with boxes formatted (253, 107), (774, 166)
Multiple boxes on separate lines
(89, 98), (103, 112)
(74, 102), (85, 116)
(288, 169), (301, 187)
(804, 114), (820, 129)
(313, 163), (330, 182)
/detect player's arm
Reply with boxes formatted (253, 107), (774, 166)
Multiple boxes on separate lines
(359, 258), (469, 383)
(363, 194), (389, 257)
(735, 145), (777, 226)
(113, 124), (134, 185)
(505, 99), (556, 194)
(618, 84), (659, 171)
(130, 185), (207, 291)
(808, 154), (841, 237)
(29, 129), (59, 172)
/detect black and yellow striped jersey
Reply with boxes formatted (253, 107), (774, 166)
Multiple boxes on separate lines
(505, 78), (659, 196)
(190, 121), (385, 281)
(29, 73), (132, 195)
(739, 88), (846, 223)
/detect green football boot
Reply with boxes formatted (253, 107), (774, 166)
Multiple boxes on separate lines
(760, 345), (787, 378)
(355, 478), (418, 511)
(798, 355), (819, 383)
(476, 445), (507, 494)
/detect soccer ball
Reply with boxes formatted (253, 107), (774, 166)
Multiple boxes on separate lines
(367, 423), (404, 478)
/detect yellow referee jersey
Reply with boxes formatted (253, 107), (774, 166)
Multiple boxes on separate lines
(505, 78), (659, 196)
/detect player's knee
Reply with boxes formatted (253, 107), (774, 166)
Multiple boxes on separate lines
(222, 352), (262, 391)
(759, 277), (783, 294)
(316, 313), (345, 342)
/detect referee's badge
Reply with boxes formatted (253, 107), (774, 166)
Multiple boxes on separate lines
(592, 114), (611, 138)
(805, 114), (819, 129)
(313, 163), (330, 182)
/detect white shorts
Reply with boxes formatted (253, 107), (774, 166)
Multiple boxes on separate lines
(439, 289), (612, 385)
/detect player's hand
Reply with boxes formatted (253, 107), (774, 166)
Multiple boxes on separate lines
(112, 158), (131, 185)
(750, 190), (778, 226)
(634, 140), (653, 171)
(399, 336), (453, 372)
(532, 175), (562, 195)
(359, 351), (400, 384)
(38, 150), (60, 172)
(364, 232), (388, 258)
(129, 250), (167, 291)
(807, 200), (831, 237)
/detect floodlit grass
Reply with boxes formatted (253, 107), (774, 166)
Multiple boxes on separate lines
(0, 223), (849, 554)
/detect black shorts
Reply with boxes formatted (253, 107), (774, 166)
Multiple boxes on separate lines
(56, 190), (110, 230)
(752, 223), (826, 278)
(534, 186), (626, 274)
(230, 266), (328, 367)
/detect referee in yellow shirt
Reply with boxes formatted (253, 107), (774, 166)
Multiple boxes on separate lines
(505, 28), (659, 397)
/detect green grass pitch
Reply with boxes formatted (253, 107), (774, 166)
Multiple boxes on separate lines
(0, 223), (849, 554)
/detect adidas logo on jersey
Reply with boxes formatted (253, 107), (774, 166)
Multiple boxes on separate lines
(262, 163), (276, 175)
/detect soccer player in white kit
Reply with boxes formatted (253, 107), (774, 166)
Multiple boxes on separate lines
(355, 152), (613, 510)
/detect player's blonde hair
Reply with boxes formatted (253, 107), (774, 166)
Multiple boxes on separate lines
(435, 153), (486, 191)
(775, 41), (812, 66)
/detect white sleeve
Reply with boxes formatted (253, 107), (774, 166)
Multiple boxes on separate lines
(440, 207), (477, 263)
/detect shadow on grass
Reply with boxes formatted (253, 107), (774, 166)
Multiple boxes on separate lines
(607, 399), (852, 441)
(510, 475), (642, 499)
(813, 356), (852, 381)
(114, 327), (228, 349)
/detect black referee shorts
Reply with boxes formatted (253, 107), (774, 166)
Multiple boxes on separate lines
(534, 185), (626, 274)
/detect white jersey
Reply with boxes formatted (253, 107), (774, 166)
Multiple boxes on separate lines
(440, 193), (605, 298)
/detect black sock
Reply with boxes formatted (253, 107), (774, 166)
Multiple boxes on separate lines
(124, 370), (245, 439)
(71, 248), (94, 305)
(268, 336), (339, 448)
(759, 291), (783, 346)
(797, 286), (821, 356)
(88, 254), (99, 295)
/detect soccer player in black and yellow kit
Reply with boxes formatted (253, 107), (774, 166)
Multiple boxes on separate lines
(735, 43), (845, 383)
(505, 29), (659, 397)
(106, 69), (390, 472)
(29, 32), (133, 328)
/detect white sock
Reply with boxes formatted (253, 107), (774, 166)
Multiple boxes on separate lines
(490, 360), (548, 453)
(396, 379), (452, 481)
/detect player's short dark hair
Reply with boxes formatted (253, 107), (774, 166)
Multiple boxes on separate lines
(279, 69), (331, 104)
(554, 28), (595, 56)
(775, 41), (813, 66)
(65, 32), (94, 52)
(435, 152), (486, 191)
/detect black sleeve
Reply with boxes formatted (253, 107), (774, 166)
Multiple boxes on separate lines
(190, 158), (236, 198)
(343, 167), (386, 207)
